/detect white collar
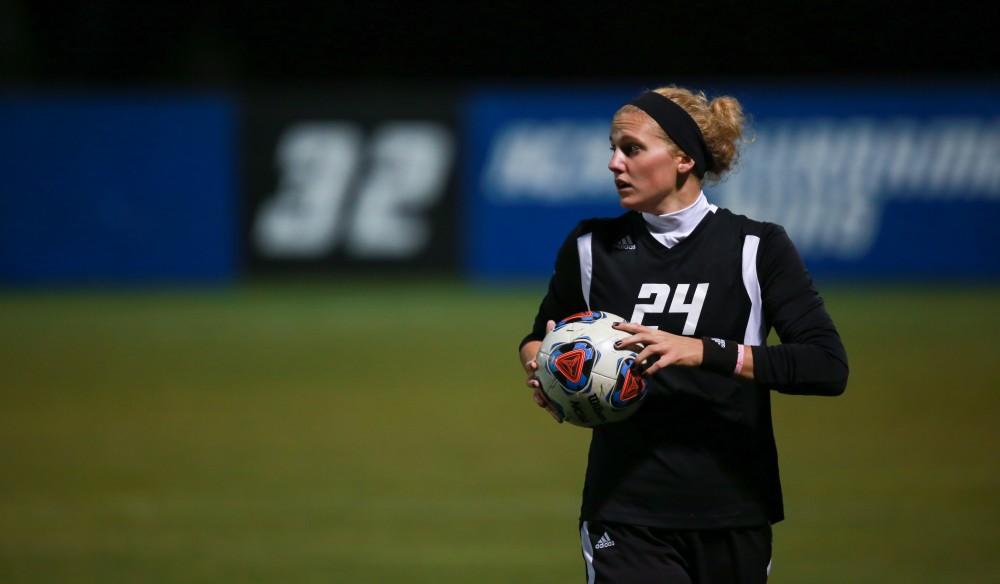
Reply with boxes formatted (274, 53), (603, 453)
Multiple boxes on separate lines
(641, 192), (717, 249)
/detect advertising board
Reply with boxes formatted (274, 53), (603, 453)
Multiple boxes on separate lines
(464, 83), (1000, 281)
(242, 87), (461, 276)
(0, 94), (237, 285)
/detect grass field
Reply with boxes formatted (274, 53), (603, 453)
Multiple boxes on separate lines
(1, 279), (998, 583)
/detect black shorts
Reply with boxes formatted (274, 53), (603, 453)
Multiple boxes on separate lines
(580, 520), (772, 584)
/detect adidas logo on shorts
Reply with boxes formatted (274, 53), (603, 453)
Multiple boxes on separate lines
(595, 532), (615, 549)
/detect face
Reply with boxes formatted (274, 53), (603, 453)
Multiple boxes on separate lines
(608, 111), (692, 214)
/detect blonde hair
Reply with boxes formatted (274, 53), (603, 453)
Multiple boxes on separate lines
(616, 85), (751, 184)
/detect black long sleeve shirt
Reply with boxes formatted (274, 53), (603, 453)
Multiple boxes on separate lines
(521, 207), (848, 528)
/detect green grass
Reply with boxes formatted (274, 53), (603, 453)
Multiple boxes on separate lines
(1, 280), (998, 583)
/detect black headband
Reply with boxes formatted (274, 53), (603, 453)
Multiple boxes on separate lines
(627, 91), (715, 179)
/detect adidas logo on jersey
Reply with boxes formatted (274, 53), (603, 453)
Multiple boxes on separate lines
(595, 532), (615, 549)
(615, 236), (636, 251)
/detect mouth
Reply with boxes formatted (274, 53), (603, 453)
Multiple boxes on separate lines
(615, 179), (632, 192)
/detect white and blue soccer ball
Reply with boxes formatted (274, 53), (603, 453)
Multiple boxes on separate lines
(535, 311), (648, 428)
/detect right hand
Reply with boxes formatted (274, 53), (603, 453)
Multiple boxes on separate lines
(521, 320), (563, 423)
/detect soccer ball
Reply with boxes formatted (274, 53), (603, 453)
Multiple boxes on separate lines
(535, 311), (648, 428)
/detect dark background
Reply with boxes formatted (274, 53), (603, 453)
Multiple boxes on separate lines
(3, 0), (997, 87)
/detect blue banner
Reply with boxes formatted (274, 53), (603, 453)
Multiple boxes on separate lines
(0, 93), (238, 286)
(463, 83), (1000, 281)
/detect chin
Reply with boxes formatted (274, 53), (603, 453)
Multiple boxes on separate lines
(617, 194), (639, 210)
(619, 197), (649, 213)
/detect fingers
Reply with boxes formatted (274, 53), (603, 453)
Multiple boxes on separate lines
(611, 321), (648, 351)
(545, 319), (556, 334)
(627, 336), (702, 376)
(611, 322), (669, 377)
(634, 354), (661, 377)
(525, 354), (561, 421)
(611, 321), (644, 333)
(613, 337), (644, 353)
(633, 345), (656, 368)
(533, 387), (564, 423)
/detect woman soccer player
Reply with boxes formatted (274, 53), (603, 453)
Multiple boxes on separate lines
(519, 85), (849, 583)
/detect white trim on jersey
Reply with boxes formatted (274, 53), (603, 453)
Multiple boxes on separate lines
(741, 235), (766, 345)
(578, 232), (594, 310)
(580, 520), (597, 584)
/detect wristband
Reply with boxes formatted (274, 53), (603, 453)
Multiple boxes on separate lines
(701, 337), (738, 376)
(734, 343), (745, 376)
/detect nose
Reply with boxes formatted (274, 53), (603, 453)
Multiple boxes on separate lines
(608, 149), (625, 173)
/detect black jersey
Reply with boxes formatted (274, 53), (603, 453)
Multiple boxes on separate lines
(521, 207), (848, 529)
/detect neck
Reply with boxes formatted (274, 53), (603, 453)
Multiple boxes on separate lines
(651, 178), (703, 215)
(641, 191), (715, 249)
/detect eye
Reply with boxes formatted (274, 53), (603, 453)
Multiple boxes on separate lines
(621, 143), (641, 156)
(610, 143), (641, 155)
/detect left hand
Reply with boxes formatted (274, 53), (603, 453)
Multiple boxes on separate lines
(611, 321), (703, 376)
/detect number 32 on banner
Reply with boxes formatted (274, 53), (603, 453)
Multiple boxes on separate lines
(253, 121), (454, 259)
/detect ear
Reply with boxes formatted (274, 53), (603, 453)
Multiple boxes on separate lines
(676, 154), (696, 175)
